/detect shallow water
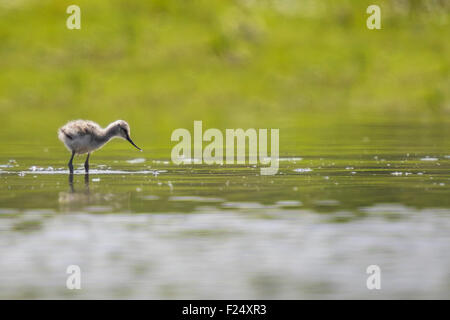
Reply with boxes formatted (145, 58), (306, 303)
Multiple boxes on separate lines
(0, 117), (449, 299)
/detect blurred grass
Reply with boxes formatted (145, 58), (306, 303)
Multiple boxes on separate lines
(0, 0), (449, 148)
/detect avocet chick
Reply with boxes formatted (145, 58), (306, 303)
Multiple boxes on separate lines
(58, 120), (142, 174)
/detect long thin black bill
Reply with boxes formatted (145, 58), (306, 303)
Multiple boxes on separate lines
(127, 136), (142, 151)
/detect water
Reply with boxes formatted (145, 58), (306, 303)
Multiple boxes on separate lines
(0, 117), (449, 299)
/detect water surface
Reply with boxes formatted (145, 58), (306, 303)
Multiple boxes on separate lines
(0, 117), (449, 299)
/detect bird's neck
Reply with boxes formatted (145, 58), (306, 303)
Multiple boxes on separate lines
(98, 124), (118, 144)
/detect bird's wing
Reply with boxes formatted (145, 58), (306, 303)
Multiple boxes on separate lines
(60, 128), (73, 140)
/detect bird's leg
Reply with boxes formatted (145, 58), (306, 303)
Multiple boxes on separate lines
(68, 173), (74, 193)
(84, 153), (90, 173)
(84, 173), (90, 193)
(68, 151), (75, 174)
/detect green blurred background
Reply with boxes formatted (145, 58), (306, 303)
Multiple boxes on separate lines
(0, 0), (448, 150)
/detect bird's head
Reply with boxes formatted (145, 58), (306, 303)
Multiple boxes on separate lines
(113, 120), (142, 151)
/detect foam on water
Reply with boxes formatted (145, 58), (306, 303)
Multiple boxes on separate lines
(262, 157), (303, 162)
(293, 168), (313, 173)
(0, 168), (167, 175)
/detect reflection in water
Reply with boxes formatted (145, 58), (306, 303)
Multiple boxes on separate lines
(68, 173), (90, 193)
(59, 174), (91, 211)
(59, 174), (128, 213)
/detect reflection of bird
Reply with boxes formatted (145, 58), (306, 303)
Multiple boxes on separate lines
(58, 120), (142, 174)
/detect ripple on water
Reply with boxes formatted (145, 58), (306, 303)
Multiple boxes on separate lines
(126, 158), (146, 164)
(391, 172), (413, 176)
(169, 196), (224, 202)
(275, 200), (303, 207)
(8, 168), (167, 175)
(293, 168), (313, 173)
(0, 208), (20, 215)
(359, 203), (412, 215)
(314, 200), (340, 206)
(84, 206), (114, 213)
(141, 195), (160, 201)
(262, 157), (303, 162)
(222, 202), (273, 209)
(152, 160), (170, 165)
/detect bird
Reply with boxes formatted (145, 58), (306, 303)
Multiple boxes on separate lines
(58, 120), (142, 174)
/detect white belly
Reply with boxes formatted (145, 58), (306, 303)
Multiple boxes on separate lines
(59, 133), (102, 154)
